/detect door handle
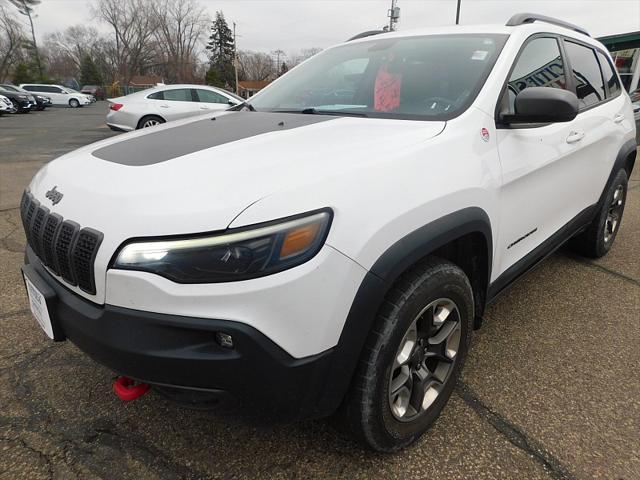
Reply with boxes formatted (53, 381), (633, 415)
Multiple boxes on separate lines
(199, 106), (209, 110)
(566, 131), (585, 144)
(159, 104), (169, 108)
(613, 114), (625, 124)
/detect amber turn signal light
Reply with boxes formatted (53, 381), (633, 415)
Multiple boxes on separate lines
(279, 223), (321, 259)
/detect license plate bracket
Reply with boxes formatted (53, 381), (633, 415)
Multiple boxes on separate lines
(21, 264), (65, 341)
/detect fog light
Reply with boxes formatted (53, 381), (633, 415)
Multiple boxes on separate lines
(216, 332), (234, 349)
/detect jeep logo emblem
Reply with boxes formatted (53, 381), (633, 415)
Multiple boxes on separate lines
(45, 186), (63, 205)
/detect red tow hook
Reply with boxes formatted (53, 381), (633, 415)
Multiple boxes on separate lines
(112, 376), (150, 401)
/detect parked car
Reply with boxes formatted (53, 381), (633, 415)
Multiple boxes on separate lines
(0, 94), (16, 114)
(66, 87), (94, 103)
(19, 84), (91, 108)
(81, 85), (105, 101)
(19, 14), (636, 452)
(0, 86), (33, 113)
(106, 84), (243, 131)
(0, 84), (51, 111)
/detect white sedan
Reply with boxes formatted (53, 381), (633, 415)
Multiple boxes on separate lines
(106, 84), (243, 131)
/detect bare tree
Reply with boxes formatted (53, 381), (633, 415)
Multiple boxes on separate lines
(43, 25), (102, 69)
(237, 50), (273, 81)
(288, 47), (322, 68)
(93, 0), (157, 85)
(0, 5), (25, 82)
(151, 0), (209, 83)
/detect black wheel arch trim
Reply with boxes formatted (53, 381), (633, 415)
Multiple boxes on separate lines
(315, 207), (493, 415)
(607, 139), (636, 195)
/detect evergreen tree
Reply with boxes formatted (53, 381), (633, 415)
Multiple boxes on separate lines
(12, 62), (37, 84)
(80, 54), (103, 86)
(205, 11), (235, 90)
(280, 61), (288, 76)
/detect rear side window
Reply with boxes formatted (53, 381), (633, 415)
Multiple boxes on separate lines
(505, 37), (567, 114)
(162, 89), (193, 102)
(596, 50), (621, 98)
(147, 91), (164, 100)
(22, 85), (36, 91)
(564, 41), (605, 109)
(196, 89), (228, 104)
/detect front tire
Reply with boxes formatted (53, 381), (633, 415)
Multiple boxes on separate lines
(342, 258), (474, 452)
(69, 98), (80, 108)
(570, 169), (628, 258)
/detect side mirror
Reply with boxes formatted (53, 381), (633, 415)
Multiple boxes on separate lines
(502, 87), (578, 124)
(228, 100), (238, 106)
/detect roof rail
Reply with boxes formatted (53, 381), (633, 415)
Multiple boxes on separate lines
(506, 13), (590, 37)
(347, 30), (386, 42)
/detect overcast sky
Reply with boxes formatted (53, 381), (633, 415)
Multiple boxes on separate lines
(26, 0), (640, 52)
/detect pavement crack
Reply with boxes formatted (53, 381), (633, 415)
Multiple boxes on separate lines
(457, 382), (577, 480)
(0, 206), (19, 213)
(1, 435), (55, 480)
(565, 253), (639, 287)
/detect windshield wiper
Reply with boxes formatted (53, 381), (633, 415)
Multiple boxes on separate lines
(228, 101), (256, 112)
(295, 107), (368, 117)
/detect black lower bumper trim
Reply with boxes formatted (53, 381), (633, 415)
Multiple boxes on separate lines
(24, 246), (336, 419)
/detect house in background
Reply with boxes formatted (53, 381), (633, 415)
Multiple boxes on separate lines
(129, 75), (164, 90)
(238, 80), (271, 99)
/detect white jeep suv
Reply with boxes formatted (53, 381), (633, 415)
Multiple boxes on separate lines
(20, 14), (636, 452)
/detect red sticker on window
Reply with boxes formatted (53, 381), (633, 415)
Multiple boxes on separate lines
(374, 67), (402, 112)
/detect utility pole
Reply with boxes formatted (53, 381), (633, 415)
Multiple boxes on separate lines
(387, 0), (400, 31)
(233, 22), (239, 95)
(272, 49), (285, 78)
(455, 0), (461, 25)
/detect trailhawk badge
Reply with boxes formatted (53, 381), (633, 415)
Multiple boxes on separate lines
(45, 186), (63, 205)
(481, 128), (490, 142)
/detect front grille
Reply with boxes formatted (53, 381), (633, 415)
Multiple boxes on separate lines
(20, 191), (103, 294)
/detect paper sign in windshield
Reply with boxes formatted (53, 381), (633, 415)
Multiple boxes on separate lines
(374, 68), (402, 112)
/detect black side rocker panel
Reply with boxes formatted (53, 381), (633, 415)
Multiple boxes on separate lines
(315, 207), (492, 415)
(487, 204), (596, 301)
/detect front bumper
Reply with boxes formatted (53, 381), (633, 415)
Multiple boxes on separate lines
(24, 246), (338, 419)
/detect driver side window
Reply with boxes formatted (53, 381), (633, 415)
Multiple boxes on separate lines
(504, 38), (567, 115)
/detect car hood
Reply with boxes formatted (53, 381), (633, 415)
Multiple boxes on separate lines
(30, 111), (445, 234)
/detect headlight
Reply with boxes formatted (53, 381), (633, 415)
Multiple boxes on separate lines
(111, 209), (332, 283)
(18, 95), (27, 99)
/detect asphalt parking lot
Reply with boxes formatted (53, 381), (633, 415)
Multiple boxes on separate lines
(0, 106), (638, 480)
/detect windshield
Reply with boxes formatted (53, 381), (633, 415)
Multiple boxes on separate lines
(1, 85), (19, 92)
(249, 34), (507, 120)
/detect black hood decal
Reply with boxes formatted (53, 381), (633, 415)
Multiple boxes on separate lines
(92, 111), (337, 166)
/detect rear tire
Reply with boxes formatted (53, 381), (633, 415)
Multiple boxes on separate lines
(137, 115), (165, 129)
(570, 169), (628, 258)
(341, 258), (474, 452)
(69, 98), (80, 108)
